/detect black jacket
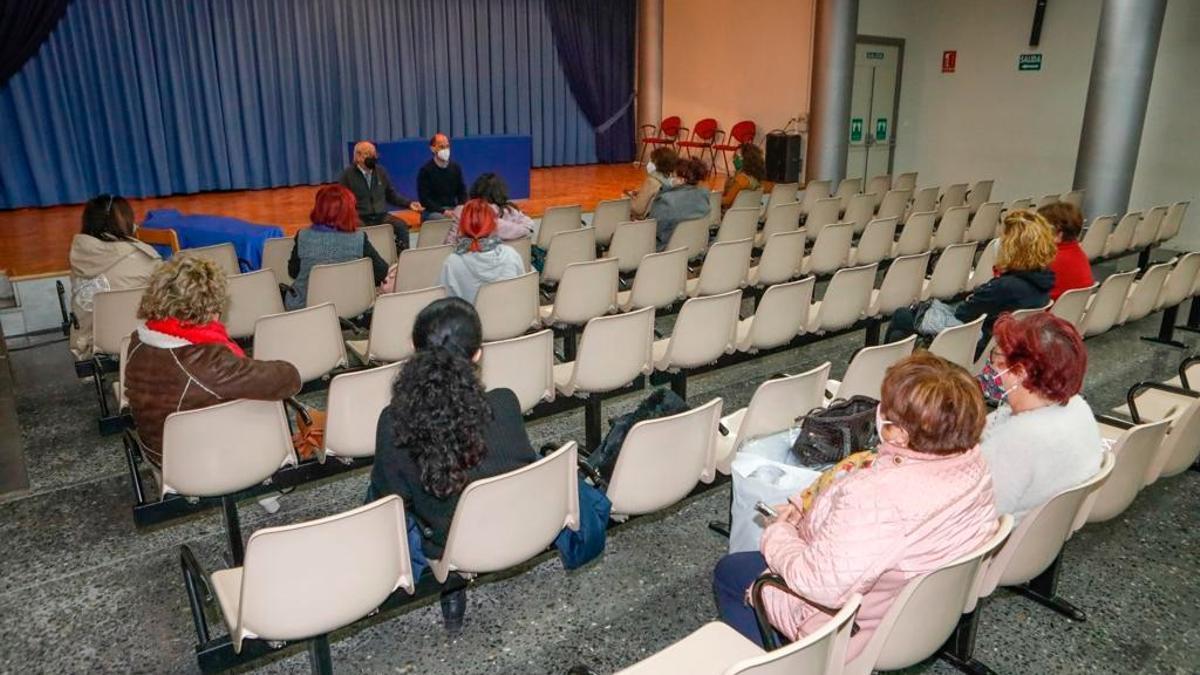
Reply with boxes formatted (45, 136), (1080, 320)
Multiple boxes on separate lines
(956, 268), (1056, 347)
(338, 165), (412, 225)
(416, 159), (468, 214)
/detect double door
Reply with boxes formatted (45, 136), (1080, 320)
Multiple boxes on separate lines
(846, 39), (902, 181)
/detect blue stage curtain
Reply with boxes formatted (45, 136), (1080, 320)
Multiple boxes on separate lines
(546, 0), (636, 163)
(0, 0), (70, 86)
(0, 0), (600, 209)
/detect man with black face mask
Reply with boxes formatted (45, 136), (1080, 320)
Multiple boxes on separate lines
(338, 140), (423, 251)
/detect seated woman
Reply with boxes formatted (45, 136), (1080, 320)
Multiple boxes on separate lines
(979, 312), (1103, 519)
(285, 184), (389, 309)
(69, 194), (162, 359)
(124, 257), (302, 467)
(446, 172), (534, 244)
(887, 209), (1057, 349)
(720, 142), (771, 211)
(368, 297), (536, 627)
(713, 352), (997, 659)
(1038, 201), (1094, 300)
(438, 198), (526, 303)
(629, 147), (679, 219)
(649, 157), (712, 250)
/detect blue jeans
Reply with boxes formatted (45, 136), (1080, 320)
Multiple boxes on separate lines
(713, 551), (769, 646)
(365, 484), (428, 581)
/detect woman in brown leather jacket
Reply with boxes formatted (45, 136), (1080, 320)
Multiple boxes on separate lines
(124, 256), (301, 466)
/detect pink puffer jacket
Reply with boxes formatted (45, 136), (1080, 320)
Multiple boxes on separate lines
(759, 441), (997, 661)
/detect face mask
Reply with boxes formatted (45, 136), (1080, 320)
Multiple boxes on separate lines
(979, 361), (1018, 402)
(363, 156), (377, 170)
(645, 161), (656, 175)
(436, 148), (451, 162)
(733, 155), (744, 171)
(875, 407), (898, 447)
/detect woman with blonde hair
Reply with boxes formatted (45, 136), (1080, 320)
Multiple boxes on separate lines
(886, 209), (1056, 351)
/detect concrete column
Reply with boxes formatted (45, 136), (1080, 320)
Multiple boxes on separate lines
(1074, 0), (1167, 218)
(636, 0), (664, 152)
(807, 0), (859, 183)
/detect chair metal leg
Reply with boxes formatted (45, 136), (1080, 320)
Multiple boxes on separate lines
(221, 496), (246, 566)
(123, 434), (146, 505)
(938, 609), (997, 675)
(670, 372), (687, 400)
(1141, 305), (1187, 348)
(563, 327), (578, 363)
(864, 318), (882, 346)
(584, 395), (603, 452)
(1137, 247), (1152, 271)
(1178, 298), (1200, 334)
(308, 634), (333, 675)
(1011, 553), (1086, 621)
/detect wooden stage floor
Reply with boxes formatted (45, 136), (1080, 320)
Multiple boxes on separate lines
(0, 163), (725, 279)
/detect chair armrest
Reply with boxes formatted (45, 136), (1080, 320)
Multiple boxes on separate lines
(1094, 413), (1134, 430)
(284, 397), (312, 426)
(576, 456), (608, 491)
(1125, 381), (1199, 423)
(750, 573), (860, 650)
(180, 544), (215, 644)
(1180, 356), (1200, 391)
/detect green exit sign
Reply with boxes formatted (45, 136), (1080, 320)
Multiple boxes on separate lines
(866, 51), (885, 60)
(1019, 53), (1043, 71)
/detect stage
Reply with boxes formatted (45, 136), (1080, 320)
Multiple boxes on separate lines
(0, 163), (726, 279)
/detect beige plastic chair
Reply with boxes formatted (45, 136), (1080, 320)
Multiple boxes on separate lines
(907, 187), (939, 221)
(347, 287), (446, 364)
(1118, 261), (1172, 325)
(715, 362), (830, 474)
(870, 252), (930, 317)
(667, 217), (712, 261)
(756, 202), (802, 247)
(1155, 200), (1190, 244)
(1080, 271), (1137, 337)
(922, 242), (977, 301)
(592, 197), (632, 247)
(1049, 283), (1097, 332)
(708, 190), (723, 226)
(933, 206), (970, 250)
(509, 236), (533, 272)
(553, 307), (654, 398)
(800, 221), (853, 276)
(542, 228), (597, 285)
(876, 189), (912, 223)
(223, 269), (286, 340)
(177, 242), (239, 276)
(844, 193), (877, 235)
(536, 204), (584, 248)
(893, 212), (935, 257)
(1102, 212), (1140, 257)
(716, 207), (760, 243)
(415, 219), (454, 249)
(307, 257), (375, 320)
(261, 237), (295, 285)
(834, 177), (862, 211)
(605, 219), (657, 274)
(731, 188), (764, 210)
(617, 597), (860, 675)
(653, 290), (741, 373)
(928, 315), (986, 370)
(1121, 388), (1200, 480)
(809, 264), (877, 333)
(736, 277), (815, 353)
(114, 335), (131, 411)
(322, 361), (404, 460)
(540, 258), (618, 328)
(893, 171), (918, 192)
(963, 202), (1002, 244)
(1153, 252), (1200, 314)
(480, 329), (556, 413)
(826, 335), (917, 401)
(688, 238), (752, 297)
(1078, 215), (1115, 261)
(618, 247), (688, 311)
(968, 239), (999, 291)
(394, 244), (453, 292)
(92, 286), (147, 357)
(1087, 419), (1171, 523)
(361, 223), (398, 262)
(1062, 189), (1085, 210)
(843, 516), (1014, 675)
(764, 182), (800, 215)
(1130, 205), (1167, 250)
(210, 495), (416, 655)
(849, 217), (898, 266)
(1006, 197), (1033, 212)
(805, 197), (841, 240)
(965, 179), (995, 214)
(607, 398), (723, 519)
(253, 303), (348, 382)
(429, 442), (580, 582)
(867, 174), (892, 205)
(475, 272), (539, 342)
(748, 230), (806, 287)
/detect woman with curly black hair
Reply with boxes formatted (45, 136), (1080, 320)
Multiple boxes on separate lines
(367, 297), (536, 629)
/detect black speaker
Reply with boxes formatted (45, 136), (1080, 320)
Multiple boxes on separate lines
(765, 132), (803, 183)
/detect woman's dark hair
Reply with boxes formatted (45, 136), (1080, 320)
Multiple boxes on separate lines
(675, 157), (710, 186)
(469, 172), (515, 214)
(649, 147), (679, 174)
(1038, 201), (1084, 242)
(81, 194), (136, 242)
(389, 298), (491, 498)
(738, 143), (766, 181)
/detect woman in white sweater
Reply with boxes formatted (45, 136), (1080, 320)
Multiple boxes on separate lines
(978, 312), (1104, 519)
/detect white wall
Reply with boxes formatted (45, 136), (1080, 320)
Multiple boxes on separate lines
(858, 0), (1199, 250)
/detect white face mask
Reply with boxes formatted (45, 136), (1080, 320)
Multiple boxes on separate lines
(436, 148), (451, 162)
(645, 161), (656, 175)
(875, 407), (902, 447)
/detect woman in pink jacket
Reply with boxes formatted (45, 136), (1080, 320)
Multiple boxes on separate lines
(713, 352), (999, 661)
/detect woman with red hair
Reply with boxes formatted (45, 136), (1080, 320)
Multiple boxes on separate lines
(438, 198), (525, 303)
(978, 312), (1104, 519)
(285, 184), (389, 309)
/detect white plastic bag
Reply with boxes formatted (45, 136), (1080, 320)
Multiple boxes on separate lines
(728, 434), (821, 554)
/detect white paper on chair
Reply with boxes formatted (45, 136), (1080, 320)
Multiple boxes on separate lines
(728, 440), (821, 555)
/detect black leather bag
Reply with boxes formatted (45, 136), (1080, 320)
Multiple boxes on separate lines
(791, 396), (879, 467)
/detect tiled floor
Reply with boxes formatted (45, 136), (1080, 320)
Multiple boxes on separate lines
(0, 270), (1197, 674)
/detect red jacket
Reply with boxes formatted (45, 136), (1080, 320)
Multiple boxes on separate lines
(1049, 241), (1094, 300)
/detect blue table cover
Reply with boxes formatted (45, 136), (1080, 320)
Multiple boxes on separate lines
(346, 135), (533, 201)
(142, 209), (285, 271)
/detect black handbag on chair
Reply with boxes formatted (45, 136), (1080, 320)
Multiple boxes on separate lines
(790, 396), (880, 467)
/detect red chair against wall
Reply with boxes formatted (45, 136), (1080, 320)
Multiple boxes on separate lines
(639, 116), (685, 165)
(676, 118), (721, 163)
(712, 120), (757, 175)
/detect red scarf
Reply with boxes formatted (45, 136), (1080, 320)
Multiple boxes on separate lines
(145, 317), (245, 357)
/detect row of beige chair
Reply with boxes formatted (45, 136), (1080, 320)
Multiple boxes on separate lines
(1078, 201), (1190, 261)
